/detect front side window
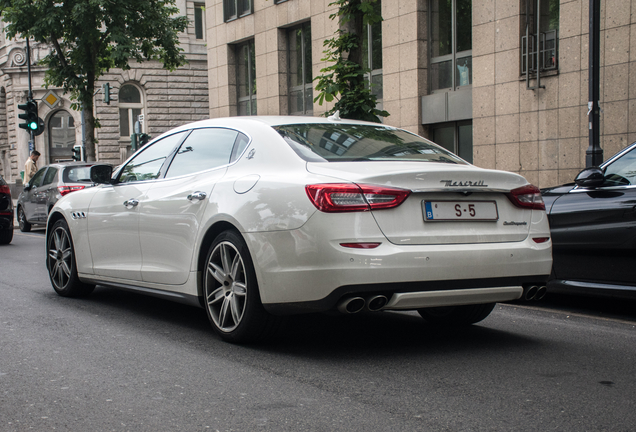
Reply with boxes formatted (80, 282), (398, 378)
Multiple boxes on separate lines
(236, 40), (257, 116)
(165, 128), (241, 178)
(119, 84), (144, 138)
(118, 132), (187, 183)
(288, 22), (313, 115)
(603, 147), (636, 186)
(28, 168), (47, 188)
(224, 0), (252, 22)
(522, 0), (559, 75)
(361, 0), (383, 101)
(430, 0), (472, 91)
(275, 124), (466, 164)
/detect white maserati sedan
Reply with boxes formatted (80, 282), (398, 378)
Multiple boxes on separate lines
(46, 116), (552, 343)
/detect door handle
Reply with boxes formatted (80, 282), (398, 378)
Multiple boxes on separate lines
(123, 199), (139, 207)
(187, 191), (207, 201)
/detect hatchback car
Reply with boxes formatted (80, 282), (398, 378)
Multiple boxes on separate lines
(0, 174), (13, 244)
(542, 141), (636, 299)
(17, 162), (105, 232)
(46, 116), (552, 343)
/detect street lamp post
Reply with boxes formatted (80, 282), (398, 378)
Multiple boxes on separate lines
(586, 0), (603, 167)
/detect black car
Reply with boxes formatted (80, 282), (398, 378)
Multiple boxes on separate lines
(542, 141), (636, 299)
(0, 174), (13, 244)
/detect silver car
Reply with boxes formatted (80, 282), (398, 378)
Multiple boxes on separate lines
(17, 162), (107, 232)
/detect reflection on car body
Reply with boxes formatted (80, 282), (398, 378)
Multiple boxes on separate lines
(46, 116), (552, 343)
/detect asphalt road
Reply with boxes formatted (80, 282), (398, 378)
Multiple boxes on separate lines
(1, 229), (635, 431)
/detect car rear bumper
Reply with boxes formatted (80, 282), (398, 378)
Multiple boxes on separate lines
(245, 216), (552, 313)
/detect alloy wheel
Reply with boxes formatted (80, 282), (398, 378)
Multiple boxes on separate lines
(48, 226), (73, 290)
(205, 241), (248, 332)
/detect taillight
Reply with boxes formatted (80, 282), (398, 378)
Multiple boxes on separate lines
(58, 185), (85, 196)
(506, 185), (545, 211)
(305, 183), (410, 213)
(340, 242), (381, 249)
(0, 185), (10, 195)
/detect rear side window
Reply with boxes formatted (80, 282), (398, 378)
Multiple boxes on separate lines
(274, 124), (466, 164)
(63, 167), (92, 183)
(42, 167), (58, 186)
(165, 128), (239, 178)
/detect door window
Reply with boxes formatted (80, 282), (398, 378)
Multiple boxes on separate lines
(42, 167), (58, 186)
(603, 147), (636, 186)
(165, 128), (240, 178)
(28, 168), (47, 188)
(118, 132), (187, 183)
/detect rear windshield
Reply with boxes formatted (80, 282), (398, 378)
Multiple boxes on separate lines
(274, 123), (466, 164)
(63, 166), (93, 183)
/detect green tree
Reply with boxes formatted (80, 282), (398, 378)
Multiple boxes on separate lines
(314, 0), (388, 123)
(0, 0), (188, 161)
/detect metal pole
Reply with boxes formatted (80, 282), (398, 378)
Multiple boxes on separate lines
(586, 0), (603, 167)
(25, 38), (34, 147)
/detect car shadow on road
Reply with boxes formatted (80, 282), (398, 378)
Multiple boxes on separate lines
(68, 285), (540, 359)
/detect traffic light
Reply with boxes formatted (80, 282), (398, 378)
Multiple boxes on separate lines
(102, 83), (110, 105)
(138, 133), (150, 147)
(72, 144), (84, 161)
(18, 100), (38, 132)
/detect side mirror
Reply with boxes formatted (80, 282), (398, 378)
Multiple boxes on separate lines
(574, 166), (604, 188)
(90, 164), (113, 184)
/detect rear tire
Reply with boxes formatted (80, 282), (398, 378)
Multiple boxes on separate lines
(18, 206), (31, 232)
(47, 219), (95, 297)
(0, 228), (12, 245)
(418, 303), (496, 326)
(203, 230), (278, 343)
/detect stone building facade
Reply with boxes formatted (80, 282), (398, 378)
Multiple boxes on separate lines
(0, 0), (209, 190)
(206, 0), (636, 187)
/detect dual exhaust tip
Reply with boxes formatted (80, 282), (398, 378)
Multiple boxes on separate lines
(523, 285), (547, 301)
(337, 295), (388, 314)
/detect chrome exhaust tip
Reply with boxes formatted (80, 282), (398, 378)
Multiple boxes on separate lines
(534, 286), (547, 301)
(367, 295), (388, 311)
(524, 285), (539, 300)
(337, 297), (366, 314)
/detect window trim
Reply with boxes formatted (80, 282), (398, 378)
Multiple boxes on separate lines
(194, 3), (205, 40)
(288, 22), (313, 116)
(428, 0), (472, 93)
(118, 83), (145, 138)
(223, 0), (253, 22)
(236, 40), (257, 116)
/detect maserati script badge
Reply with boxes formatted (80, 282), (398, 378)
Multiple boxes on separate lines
(440, 180), (488, 187)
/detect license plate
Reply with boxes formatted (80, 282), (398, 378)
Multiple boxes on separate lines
(423, 201), (499, 221)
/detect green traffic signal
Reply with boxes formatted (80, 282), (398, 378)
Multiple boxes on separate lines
(18, 100), (38, 132)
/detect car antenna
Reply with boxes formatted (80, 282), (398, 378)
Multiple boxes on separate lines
(328, 110), (341, 121)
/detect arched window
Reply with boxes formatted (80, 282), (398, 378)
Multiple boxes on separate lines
(119, 84), (145, 138)
(48, 110), (76, 163)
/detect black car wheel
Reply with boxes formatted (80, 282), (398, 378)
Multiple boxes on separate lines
(418, 303), (496, 326)
(0, 228), (12, 245)
(203, 230), (278, 343)
(18, 206), (31, 232)
(47, 219), (95, 297)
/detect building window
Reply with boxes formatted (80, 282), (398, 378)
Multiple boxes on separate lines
(429, 0), (472, 92)
(119, 84), (144, 138)
(362, 0), (383, 102)
(521, 0), (559, 76)
(274, 0), (288, 3)
(237, 40), (257, 116)
(431, 121), (472, 163)
(194, 4), (205, 40)
(224, 0), (252, 22)
(288, 22), (313, 115)
(48, 110), (76, 163)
